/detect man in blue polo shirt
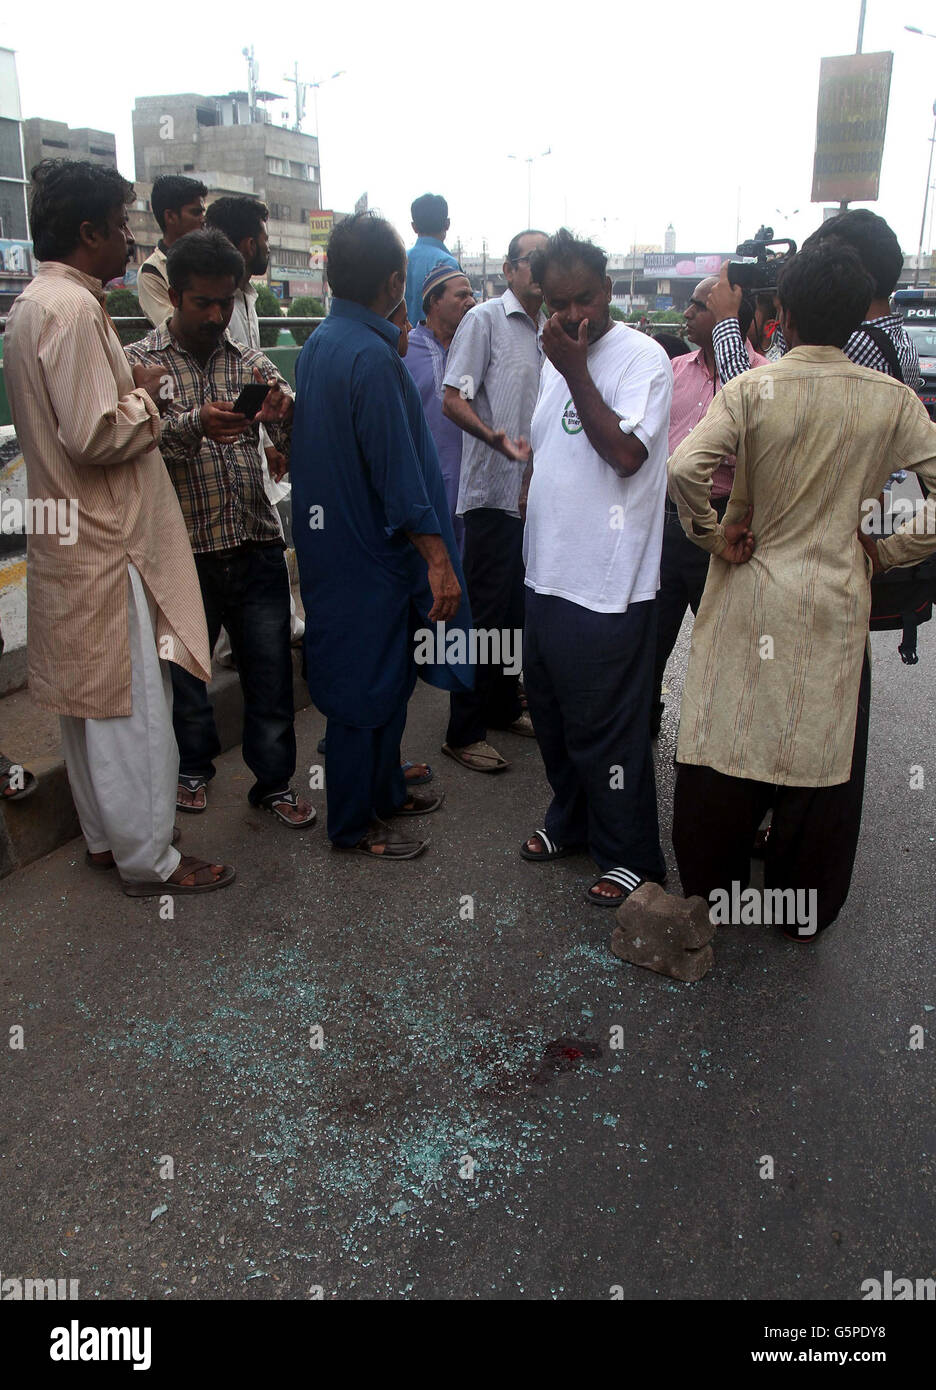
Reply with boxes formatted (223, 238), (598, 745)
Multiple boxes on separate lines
(405, 193), (460, 326)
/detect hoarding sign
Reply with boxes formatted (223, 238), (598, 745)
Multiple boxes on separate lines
(642, 253), (725, 279)
(309, 211), (334, 244)
(811, 51), (892, 203)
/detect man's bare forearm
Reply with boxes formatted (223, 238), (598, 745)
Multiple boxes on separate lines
(443, 387), (497, 449)
(566, 371), (647, 476)
(406, 531), (451, 568)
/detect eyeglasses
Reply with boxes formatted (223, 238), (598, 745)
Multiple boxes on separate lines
(510, 254), (535, 266)
(687, 298), (711, 313)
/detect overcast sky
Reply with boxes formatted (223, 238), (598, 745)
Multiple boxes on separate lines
(6, 0), (936, 261)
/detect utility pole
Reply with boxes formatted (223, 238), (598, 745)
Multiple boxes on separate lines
(481, 238), (487, 302)
(283, 62), (307, 132)
(915, 101), (936, 285)
(242, 45), (259, 122)
(508, 148), (551, 226)
(840, 0), (867, 210)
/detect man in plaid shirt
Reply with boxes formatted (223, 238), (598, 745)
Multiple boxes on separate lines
(126, 228), (315, 829)
(711, 209), (921, 390)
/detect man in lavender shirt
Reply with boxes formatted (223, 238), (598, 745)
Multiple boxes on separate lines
(404, 264), (476, 554)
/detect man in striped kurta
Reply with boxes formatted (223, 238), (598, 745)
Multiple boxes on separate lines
(668, 239), (936, 938)
(3, 159), (232, 895)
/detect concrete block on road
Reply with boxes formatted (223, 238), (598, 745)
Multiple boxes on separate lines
(610, 881), (714, 981)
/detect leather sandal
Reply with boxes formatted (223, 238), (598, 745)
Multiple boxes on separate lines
(389, 789), (444, 817)
(441, 741), (510, 773)
(333, 819), (427, 860)
(122, 854), (235, 897)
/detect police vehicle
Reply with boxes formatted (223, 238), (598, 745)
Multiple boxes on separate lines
(893, 287), (936, 419)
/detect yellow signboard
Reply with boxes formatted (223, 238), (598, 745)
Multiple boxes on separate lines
(309, 211), (334, 245)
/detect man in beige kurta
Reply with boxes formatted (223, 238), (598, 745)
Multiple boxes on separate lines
(667, 238), (936, 938)
(3, 158), (232, 894)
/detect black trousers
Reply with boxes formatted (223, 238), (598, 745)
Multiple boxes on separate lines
(652, 496), (729, 727)
(523, 590), (665, 879)
(171, 542), (296, 802)
(446, 508), (525, 747)
(672, 654), (871, 935)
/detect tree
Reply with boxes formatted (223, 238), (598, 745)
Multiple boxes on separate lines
(254, 285), (283, 348)
(106, 288), (148, 345)
(609, 304), (626, 322)
(287, 296), (326, 347)
(650, 308), (684, 324)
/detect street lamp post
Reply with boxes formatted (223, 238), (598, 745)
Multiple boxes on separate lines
(309, 70), (346, 208)
(916, 100), (936, 285)
(507, 148), (551, 226)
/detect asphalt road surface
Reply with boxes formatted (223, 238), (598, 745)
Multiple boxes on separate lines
(1, 620), (933, 1300)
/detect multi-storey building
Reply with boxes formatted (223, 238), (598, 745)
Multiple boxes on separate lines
(0, 48), (31, 311)
(131, 91), (325, 302)
(22, 119), (117, 175)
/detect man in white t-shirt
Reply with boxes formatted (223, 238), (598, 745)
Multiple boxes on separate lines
(518, 229), (673, 907)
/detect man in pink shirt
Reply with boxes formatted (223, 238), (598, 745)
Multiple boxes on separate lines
(651, 276), (766, 736)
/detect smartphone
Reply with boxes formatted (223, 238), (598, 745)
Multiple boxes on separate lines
(231, 382), (271, 419)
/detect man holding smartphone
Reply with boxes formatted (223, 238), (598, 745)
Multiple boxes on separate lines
(125, 228), (315, 829)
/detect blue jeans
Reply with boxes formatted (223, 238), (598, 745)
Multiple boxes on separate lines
(171, 542), (296, 802)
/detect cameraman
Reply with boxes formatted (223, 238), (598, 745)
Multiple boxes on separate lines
(711, 209), (921, 388)
(651, 278), (767, 738)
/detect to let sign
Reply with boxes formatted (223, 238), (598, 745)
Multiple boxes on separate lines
(309, 211), (334, 244)
(811, 52), (893, 203)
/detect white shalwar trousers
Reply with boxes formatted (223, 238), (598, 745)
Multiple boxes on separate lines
(60, 563), (181, 883)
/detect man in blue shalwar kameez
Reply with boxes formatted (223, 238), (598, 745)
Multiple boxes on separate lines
(290, 213), (473, 859)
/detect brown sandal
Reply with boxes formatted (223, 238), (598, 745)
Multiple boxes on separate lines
(333, 820), (427, 860)
(441, 741), (510, 773)
(122, 853), (235, 896)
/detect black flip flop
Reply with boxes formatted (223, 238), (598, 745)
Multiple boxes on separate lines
(586, 866), (646, 908)
(252, 787), (317, 828)
(176, 775), (208, 814)
(519, 828), (582, 862)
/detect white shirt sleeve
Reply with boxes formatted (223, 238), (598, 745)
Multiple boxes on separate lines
(612, 351), (674, 455)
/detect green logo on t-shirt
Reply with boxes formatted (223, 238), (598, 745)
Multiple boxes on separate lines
(561, 398), (583, 434)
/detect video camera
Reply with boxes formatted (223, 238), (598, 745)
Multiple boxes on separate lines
(727, 225), (796, 293)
